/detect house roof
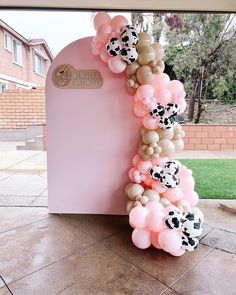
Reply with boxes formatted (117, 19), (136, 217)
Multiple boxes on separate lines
(0, 19), (54, 61)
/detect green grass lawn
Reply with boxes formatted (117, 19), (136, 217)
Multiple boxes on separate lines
(180, 159), (236, 199)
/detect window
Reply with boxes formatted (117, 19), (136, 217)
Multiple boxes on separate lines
(34, 53), (46, 76)
(13, 39), (22, 65)
(0, 82), (7, 93)
(4, 32), (12, 52)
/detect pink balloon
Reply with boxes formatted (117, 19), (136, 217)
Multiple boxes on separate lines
(142, 174), (153, 186)
(133, 102), (147, 117)
(110, 15), (129, 32)
(92, 47), (100, 56)
(146, 201), (164, 212)
(163, 205), (178, 215)
(93, 12), (111, 30)
(137, 85), (155, 100)
(163, 187), (184, 203)
(133, 94), (139, 103)
(151, 181), (167, 193)
(97, 24), (112, 43)
(151, 232), (162, 249)
(132, 154), (140, 166)
(129, 206), (148, 228)
(132, 228), (151, 249)
(99, 47), (110, 63)
(184, 191), (199, 206)
(158, 229), (182, 253)
(143, 115), (159, 129)
(170, 248), (185, 256)
(146, 210), (164, 231)
(152, 157), (169, 167)
(138, 161), (152, 173)
(155, 88), (171, 105)
(168, 80), (184, 93)
(108, 56), (126, 73)
(129, 167), (137, 182)
(151, 73), (170, 90)
(179, 175), (195, 191)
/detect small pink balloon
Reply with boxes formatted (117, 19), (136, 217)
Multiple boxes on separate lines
(99, 46), (110, 63)
(151, 73), (170, 90)
(170, 248), (185, 256)
(163, 187), (184, 203)
(151, 181), (167, 193)
(128, 167), (136, 182)
(143, 115), (159, 129)
(155, 88), (171, 105)
(163, 205), (178, 215)
(143, 174), (153, 186)
(132, 154), (140, 166)
(92, 47), (100, 56)
(158, 229), (182, 253)
(168, 80), (184, 93)
(184, 191), (199, 206)
(133, 94), (139, 103)
(110, 15), (129, 32)
(133, 102), (147, 117)
(179, 175), (195, 191)
(132, 228), (151, 249)
(129, 206), (148, 228)
(137, 85), (155, 100)
(145, 201), (164, 212)
(108, 56), (126, 73)
(179, 100), (187, 113)
(93, 12), (111, 30)
(146, 210), (164, 231)
(97, 24), (112, 43)
(153, 157), (169, 167)
(138, 161), (152, 173)
(151, 232), (162, 249)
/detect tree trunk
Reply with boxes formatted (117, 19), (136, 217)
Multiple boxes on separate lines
(195, 67), (204, 123)
(187, 72), (199, 121)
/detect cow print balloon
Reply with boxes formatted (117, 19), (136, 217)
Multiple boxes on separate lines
(181, 235), (199, 252)
(182, 213), (202, 238)
(120, 47), (138, 64)
(164, 161), (179, 175)
(165, 209), (184, 229)
(161, 173), (179, 188)
(149, 103), (165, 118)
(149, 165), (163, 180)
(120, 25), (139, 47)
(106, 38), (122, 56)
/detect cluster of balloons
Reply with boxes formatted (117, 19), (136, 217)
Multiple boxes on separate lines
(91, 12), (204, 256)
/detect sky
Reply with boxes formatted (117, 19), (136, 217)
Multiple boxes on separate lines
(0, 10), (131, 57)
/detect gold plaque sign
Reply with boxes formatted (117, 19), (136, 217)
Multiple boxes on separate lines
(52, 64), (103, 89)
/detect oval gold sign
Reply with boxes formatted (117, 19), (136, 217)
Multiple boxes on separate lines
(52, 64), (103, 89)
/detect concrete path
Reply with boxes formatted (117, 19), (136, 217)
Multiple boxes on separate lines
(0, 142), (236, 207)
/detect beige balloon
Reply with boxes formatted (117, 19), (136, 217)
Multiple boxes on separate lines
(136, 32), (152, 49)
(151, 43), (164, 60)
(126, 61), (140, 77)
(160, 197), (171, 207)
(136, 65), (155, 85)
(144, 189), (160, 201)
(157, 127), (174, 140)
(142, 130), (159, 145)
(138, 46), (156, 65)
(138, 144), (151, 160)
(173, 139), (184, 152)
(126, 200), (134, 213)
(158, 139), (175, 156)
(125, 183), (144, 200)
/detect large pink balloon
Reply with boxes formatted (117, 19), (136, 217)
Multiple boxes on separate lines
(155, 88), (171, 105)
(108, 56), (126, 73)
(151, 181), (167, 193)
(152, 157), (169, 167)
(184, 190), (199, 206)
(179, 100), (187, 113)
(110, 15), (129, 32)
(168, 80), (184, 93)
(151, 232), (162, 249)
(158, 229), (182, 253)
(137, 85), (155, 100)
(133, 102), (147, 117)
(170, 248), (185, 256)
(143, 115), (159, 129)
(138, 160), (152, 173)
(129, 206), (148, 228)
(93, 12), (111, 30)
(151, 73), (170, 90)
(179, 175), (195, 191)
(163, 187), (184, 202)
(146, 200), (164, 212)
(146, 210), (164, 231)
(132, 154), (140, 166)
(97, 24), (112, 43)
(99, 47), (110, 63)
(132, 228), (151, 249)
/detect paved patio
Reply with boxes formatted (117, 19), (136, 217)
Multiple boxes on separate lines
(0, 143), (236, 294)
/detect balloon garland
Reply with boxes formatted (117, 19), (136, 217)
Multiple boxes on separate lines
(92, 12), (204, 256)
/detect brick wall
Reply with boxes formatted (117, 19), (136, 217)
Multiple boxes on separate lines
(182, 124), (236, 150)
(0, 88), (45, 129)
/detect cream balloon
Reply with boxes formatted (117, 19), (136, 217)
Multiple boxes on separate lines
(136, 32), (152, 49)
(126, 183), (144, 200)
(144, 189), (160, 201)
(151, 43), (164, 60)
(173, 139), (184, 152)
(157, 127), (174, 140)
(138, 46), (156, 65)
(136, 65), (155, 85)
(126, 62), (140, 77)
(142, 130), (159, 145)
(158, 139), (175, 156)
